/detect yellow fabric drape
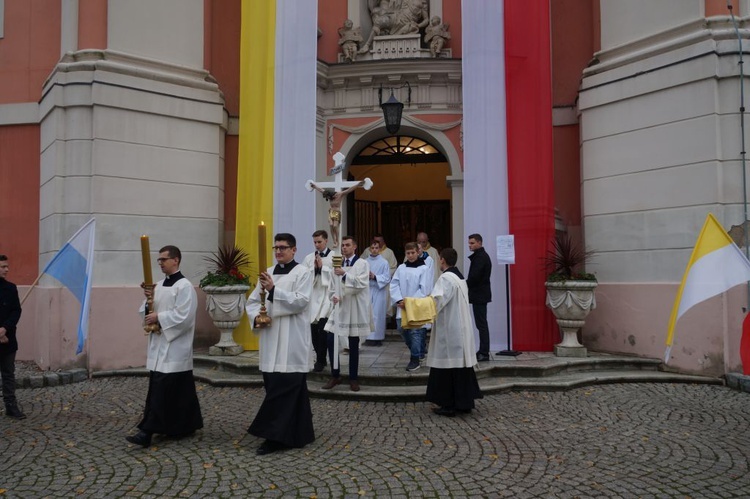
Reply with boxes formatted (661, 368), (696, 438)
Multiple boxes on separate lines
(402, 297), (437, 329)
(234, 0), (276, 350)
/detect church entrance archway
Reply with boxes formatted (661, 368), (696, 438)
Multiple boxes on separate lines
(346, 134), (452, 262)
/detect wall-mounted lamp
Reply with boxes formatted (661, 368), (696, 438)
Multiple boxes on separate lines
(379, 82), (411, 134)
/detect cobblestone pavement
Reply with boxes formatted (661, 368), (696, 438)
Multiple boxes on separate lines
(1, 379), (749, 498)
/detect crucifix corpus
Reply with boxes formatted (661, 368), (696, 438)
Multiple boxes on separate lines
(306, 151), (373, 251)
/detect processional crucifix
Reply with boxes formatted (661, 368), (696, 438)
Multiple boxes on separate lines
(305, 151), (372, 370)
(305, 151), (373, 252)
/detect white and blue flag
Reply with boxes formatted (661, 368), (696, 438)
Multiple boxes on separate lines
(42, 218), (96, 354)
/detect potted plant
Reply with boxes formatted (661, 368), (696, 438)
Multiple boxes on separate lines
(200, 245), (252, 356)
(543, 233), (597, 357)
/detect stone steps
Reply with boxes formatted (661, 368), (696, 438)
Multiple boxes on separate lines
(183, 353), (723, 401)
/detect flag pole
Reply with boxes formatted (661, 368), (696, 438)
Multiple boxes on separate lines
(19, 271), (45, 306)
(727, 1), (750, 310)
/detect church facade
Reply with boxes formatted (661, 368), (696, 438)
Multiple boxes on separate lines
(0, 0), (747, 376)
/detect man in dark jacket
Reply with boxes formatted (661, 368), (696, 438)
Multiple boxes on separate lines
(0, 254), (25, 419)
(467, 234), (492, 362)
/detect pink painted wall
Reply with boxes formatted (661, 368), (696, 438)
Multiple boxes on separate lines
(327, 114), (463, 171)
(0, 126), (40, 284)
(584, 283), (745, 375)
(317, 0), (348, 63)
(77, 0), (107, 49)
(705, 0), (738, 16)
(16, 287), (219, 370)
(0, 0), (60, 103)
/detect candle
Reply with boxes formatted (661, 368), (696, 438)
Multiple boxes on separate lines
(258, 222), (267, 274)
(140, 235), (154, 285)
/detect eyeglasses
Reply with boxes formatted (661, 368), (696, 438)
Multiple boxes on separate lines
(156, 257), (175, 263)
(272, 246), (292, 251)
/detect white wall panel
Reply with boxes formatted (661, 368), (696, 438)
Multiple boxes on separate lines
(108, 0), (204, 68)
(599, 0), (701, 51)
(583, 116), (718, 180)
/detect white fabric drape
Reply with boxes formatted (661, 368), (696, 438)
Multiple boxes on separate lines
(273, 0), (318, 254)
(462, 0), (509, 351)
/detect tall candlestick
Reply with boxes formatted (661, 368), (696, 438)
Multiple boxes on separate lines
(255, 221), (272, 328)
(140, 235), (153, 285)
(258, 222), (267, 273)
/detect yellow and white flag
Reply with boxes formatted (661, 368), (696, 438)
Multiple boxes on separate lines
(235, 0), (318, 349)
(665, 213), (750, 362)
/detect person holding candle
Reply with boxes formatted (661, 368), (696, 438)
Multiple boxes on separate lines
(126, 245), (203, 447)
(245, 233), (315, 455)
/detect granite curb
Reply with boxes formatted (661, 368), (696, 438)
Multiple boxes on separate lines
(726, 372), (750, 393)
(16, 368), (89, 389)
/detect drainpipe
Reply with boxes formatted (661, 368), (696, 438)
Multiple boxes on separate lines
(727, 1), (750, 310)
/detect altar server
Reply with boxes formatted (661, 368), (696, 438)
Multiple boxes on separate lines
(426, 248), (483, 417)
(364, 240), (391, 346)
(323, 236), (372, 392)
(246, 233), (314, 455)
(127, 245), (203, 447)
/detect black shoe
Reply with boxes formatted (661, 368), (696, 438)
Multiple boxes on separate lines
(126, 430), (152, 447)
(476, 353), (490, 362)
(432, 406), (456, 417)
(405, 359), (421, 372)
(256, 440), (287, 455)
(313, 362), (326, 372)
(363, 340), (383, 347)
(5, 404), (26, 420)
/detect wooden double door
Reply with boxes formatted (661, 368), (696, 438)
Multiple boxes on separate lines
(351, 199), (451, 262)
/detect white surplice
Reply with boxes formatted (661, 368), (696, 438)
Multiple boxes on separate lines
(426, 270), (477, 369)
(302, 250), (334, 323)
(325, 257), (372, 337)
(140, 276), (197, 373)
(246, 263), (313, 373)
(366, 254), (391, 341)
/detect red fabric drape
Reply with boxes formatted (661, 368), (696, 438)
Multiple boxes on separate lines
(505, 0), (557, 350)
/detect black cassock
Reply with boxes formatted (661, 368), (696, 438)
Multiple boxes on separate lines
(137, 272), (203, 436)
(247, 261), (315, 448)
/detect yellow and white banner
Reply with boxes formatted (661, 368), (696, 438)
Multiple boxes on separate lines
(665, 213), (750, 362)
(236, 0), (318, 348)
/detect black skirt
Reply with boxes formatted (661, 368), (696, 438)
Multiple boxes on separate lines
(426, 367), (483, 411)
(248, 372), (315, 448)
(138, 370), (203, 436)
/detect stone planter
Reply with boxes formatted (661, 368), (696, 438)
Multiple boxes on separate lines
(545, 280), (598, 358)
(203, 284), (251, 356)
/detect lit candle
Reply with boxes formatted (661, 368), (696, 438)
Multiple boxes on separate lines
(258, 222), (267, 274)
(140, 235), (153, 285)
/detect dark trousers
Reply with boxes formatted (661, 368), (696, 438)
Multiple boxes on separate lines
(310, 318), (328, 366)
(0, 350), (17, 407)
(327, 333), (359, 381)
(472, 303), (490, 356)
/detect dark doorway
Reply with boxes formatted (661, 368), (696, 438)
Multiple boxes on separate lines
(381, 200), (451, 262)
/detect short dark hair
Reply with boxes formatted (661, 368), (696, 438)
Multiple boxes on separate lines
(440, 248), (458, 267)
(159, 245), (182, 263)
(275, 233), (297, 247)
(404, 242), (418, 251)
(0, 255), (7, 262)
(468, 233), (483, 243)
(312, 230), (328, 239)
(342, 235), (357, 247)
